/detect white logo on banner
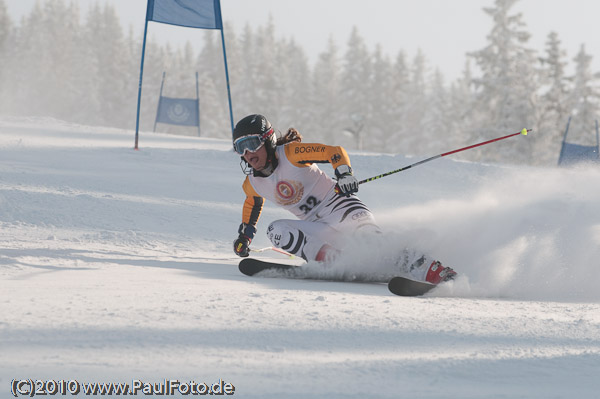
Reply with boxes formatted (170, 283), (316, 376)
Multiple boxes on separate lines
(167, 103), (191, 123)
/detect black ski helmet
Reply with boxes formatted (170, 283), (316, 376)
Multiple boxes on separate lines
(232, 114), (277, 155)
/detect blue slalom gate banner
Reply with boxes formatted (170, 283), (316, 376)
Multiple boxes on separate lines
(135, 0), (234, 149)
(156, 97), (199, 127)
(147, 0), (222, 29)
(558, 118), (599, 166)
(153, 71), (201, 135)
(558, 142), (599, 165)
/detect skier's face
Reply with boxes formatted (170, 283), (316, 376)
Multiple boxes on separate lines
(243, 145), (268, 171)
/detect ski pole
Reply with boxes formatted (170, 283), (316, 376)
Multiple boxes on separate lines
(359, 128), (531, 185)
(251, 246), (296, 258)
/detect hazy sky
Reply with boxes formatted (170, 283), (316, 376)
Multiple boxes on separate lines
(5, 0), (599, 81)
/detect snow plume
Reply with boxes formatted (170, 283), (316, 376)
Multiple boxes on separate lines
(292, 234), (441, 283)
(378, 163), (600, 301)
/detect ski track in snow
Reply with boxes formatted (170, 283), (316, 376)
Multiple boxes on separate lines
(1, 118), (599, 398)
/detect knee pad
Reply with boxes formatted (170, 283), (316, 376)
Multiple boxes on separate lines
(267, 220), (290, 248)
(267, 220), (321, 261)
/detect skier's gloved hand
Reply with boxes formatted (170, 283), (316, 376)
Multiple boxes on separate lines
(335, 165), (359, 196)
(233, 235), (251, 257)
(233, 223), (257, 257)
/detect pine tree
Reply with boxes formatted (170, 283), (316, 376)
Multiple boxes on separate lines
(8, 1), (46, 116)
(84, 3), (133, 128)
(469, 0), (539, 164)
(423, 69), (452, 155)
(447, 60), (477, 152)
(339, 27), (371, 151)
(52, 1), (88, 123)
(0, 0), (12, 110)
(252, 17), (281, 124)
(569, 44), (600, 145)
(0, 0), (9, 52)
(197, 30), (230, 137)
(276, 38), (311, 135)
(232, 24), (257, 119)
(402, 50), (429, 155)
(386, 51), (411, 154)
(537, 31), (571, 164)
(368, 45), (395, 152)
(138, 37), (168, 131)
(310, 37), (342, 144)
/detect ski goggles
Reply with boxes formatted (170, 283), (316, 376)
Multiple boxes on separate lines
(233, 129), (273, 155)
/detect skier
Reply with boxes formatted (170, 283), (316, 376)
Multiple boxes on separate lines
(232, 114), (456, 284)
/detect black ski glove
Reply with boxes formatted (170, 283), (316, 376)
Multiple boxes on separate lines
(233, 235), (251, 257)
(335, 165), (359, 196)
(233, 223), (256, 257)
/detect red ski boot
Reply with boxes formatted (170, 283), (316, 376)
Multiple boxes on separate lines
(425, 261), (457, 285)
(315, 244), (340, 263)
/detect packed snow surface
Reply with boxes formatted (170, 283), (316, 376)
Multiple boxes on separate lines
(1, 118), (599, 398)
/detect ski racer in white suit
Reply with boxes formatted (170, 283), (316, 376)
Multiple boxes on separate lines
(232, 114), (456, 284)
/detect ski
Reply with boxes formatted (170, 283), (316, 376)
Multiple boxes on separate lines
(238, 258), (384, 282)
(387, 276), (436, 297)
(239, 258), (303, 277)
(240, 259), (443, 297)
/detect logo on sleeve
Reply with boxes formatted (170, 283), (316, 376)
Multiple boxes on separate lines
(294, 146), (326, 154)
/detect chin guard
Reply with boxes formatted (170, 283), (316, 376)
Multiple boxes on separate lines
(239, 158), (253, 175)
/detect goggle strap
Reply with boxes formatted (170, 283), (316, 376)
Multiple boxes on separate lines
(260, 127), (273, 141)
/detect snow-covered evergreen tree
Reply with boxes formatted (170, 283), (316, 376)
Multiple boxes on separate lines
(469, 0), (539, 164)
(339, 27), (371, 150)
(0, 0), (12, 110)
(0, 0), (9, 52)
(251, 18), (281, 124)
(401, 50), (429, 155)
(537, 31), (571, 164)
(275, 38), (311, 135)
(310, 37), (342, 144)
(50, 1), (89, 124)
(447, 60), (477, 152)
(3, 0), (85, 120)
(368, 45), (395, 152)
(568, 44), (600, 144)
(196, 29), (232, 137)
(85, 3), (133, 128)
(423, 69), (453, 154)
(6, 1), (47, 116)
(231, 24), (258, 120)
(172, 42), (199, 97)
(386, 51), (411, 154)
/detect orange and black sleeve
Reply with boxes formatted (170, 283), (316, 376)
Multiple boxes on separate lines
(242, 177), (264, 227)
(283, 142), (351, 170)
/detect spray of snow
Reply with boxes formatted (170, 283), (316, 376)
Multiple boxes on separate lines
(376, 163), (600, 301)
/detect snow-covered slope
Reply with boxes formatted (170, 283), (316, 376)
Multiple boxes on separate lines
(1, 118), (599, 398)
